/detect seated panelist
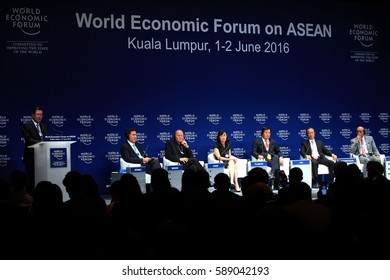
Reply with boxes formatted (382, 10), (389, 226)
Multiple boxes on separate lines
(120, 128), (161, 175)
(213, 129), (240, 192)
(165, 129), (204, 172)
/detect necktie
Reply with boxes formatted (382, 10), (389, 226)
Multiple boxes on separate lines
(310, 140), (319, 159)
(265, 140), (269, 149)
(132, 144), (143, 159)
(361, 138), (367, 157)
(36, 123), (43, 140)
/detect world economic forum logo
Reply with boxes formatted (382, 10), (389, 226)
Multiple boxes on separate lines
(230, 114), (245, 125)
(207, 131), (218, 142)
(276, 113), (289, 124)
(298, 129), (308, 140)
(359, 113), (371, 123)
(131, 114), (147, 126)
(105, 151), (120, 163)
(298, 113), (311, 124)
(0, 116), (9, 128)
(340, 144), (351, 155)
(49, 115), (66, 127)
(136, 132), (147, 144)
(379, 128), (389, 139)
(254, 113), (268, 124)
(105, 115), (121, 126)
(339, 113), (352, 123)
(319, 129), (332, 140)
(78, 134), (94, 145)
(77, 115), (94, 127)
(105, 133), (121, 145)
(379, 143), (389, 153)
(0, 135), (10, 148)
(340, 129), (353, 139)
(319, 113), (332, 124)
(349, 23), (378, 48)
(182, 114), (197, 126)
(378, 113), (389, 123)
(279, 146), (291, 158)
(184, 131), (197, 143)
(5, 7), (48, 36)
(78, 152), (95, 164)
(232, 147), (246, 159)
(0, 154), (10, 167)
(276, 130), (290, 140)
(231, 130), (245, 142)
(157, 114), (172, 126)
(207, 114), (221, 125)
(157, 132), (172, 143)
(51, 149), (65, 160)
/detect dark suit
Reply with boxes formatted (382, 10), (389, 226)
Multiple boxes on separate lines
(251, 137), (283, 188)
(120, 141), (161, 175)
(22, 120), (48, 193)
(164, 140), (204, 171)
(300, 139), (335, 183)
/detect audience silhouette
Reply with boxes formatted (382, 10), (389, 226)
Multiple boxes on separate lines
(1, 162), (389, 260)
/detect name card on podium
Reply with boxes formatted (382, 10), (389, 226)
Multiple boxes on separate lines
(207, 163), (224, 169)
(337, 157), (357, 165)
(166, 165), (184, 171)
(248, 160), (268, 172)
(126, 166), (146, 173)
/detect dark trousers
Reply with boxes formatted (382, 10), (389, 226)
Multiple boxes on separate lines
(311, 156), (335, 183)
(183, 158), (204, 171)
(145, 158), (162, 175)
(266, 155), (281, 187)
(23, 151), (35, 195)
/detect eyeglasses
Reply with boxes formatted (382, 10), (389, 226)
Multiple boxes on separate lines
(357, 130), (364, 133)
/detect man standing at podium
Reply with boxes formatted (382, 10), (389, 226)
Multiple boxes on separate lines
(121, 128), (161, 175)
(22, 106), (48, 195)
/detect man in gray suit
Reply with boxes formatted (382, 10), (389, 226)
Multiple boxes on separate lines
(350, 125), (381, 177)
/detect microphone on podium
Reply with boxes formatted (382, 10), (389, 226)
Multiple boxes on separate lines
(50, 125), (64, 135)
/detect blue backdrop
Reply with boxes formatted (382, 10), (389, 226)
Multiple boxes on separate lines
(1, 1), (389, 194)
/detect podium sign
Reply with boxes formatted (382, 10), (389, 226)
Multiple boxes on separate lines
(247, 160), (268, 172)
(206, 163), (224, 184)
(337, 157), (358, 165)
(290, 159), (312, 187)
(50, 148), (68, 168)
(29, 140), (76, 201)
(165, 165), (183, 191)
(385, 156), (390, 180)
(126, 166), (147, 194)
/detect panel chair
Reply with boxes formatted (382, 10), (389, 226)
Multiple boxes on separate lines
(207, 152), (248, 178)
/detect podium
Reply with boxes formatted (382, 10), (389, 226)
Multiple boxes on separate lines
(126, 166), (147, 194)
(206, 163), (224, 184)
(290, 159), (312, 187)
(385, 156), (390, 180)
(165, 165), (183, 191)
(29, 138), (76, 201)
(247, 160), (268, 172)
